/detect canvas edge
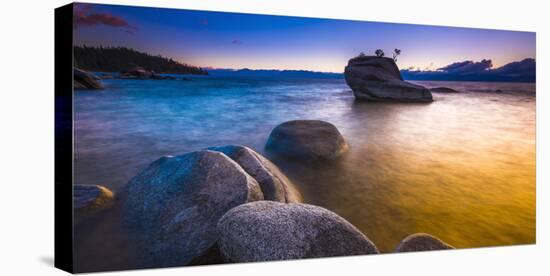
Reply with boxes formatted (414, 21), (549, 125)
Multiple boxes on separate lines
(54, 2), (75, 274)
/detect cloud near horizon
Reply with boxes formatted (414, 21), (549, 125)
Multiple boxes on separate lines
(437, 59), (493, 74)
(74, 4), (137, 33)
(402, 58), (535, 82)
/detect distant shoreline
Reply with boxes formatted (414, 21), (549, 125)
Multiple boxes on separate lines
(90, 70), (535, 84)
(73, 46), (535, 83)
(74, 46), (208, 75)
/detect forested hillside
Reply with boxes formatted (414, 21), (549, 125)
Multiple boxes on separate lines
(74, 46), (208, 75)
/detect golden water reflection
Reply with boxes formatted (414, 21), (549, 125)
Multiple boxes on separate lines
(279, 84), (535, 252)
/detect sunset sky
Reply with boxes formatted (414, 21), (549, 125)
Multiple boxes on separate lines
(73, 3), (536, 73)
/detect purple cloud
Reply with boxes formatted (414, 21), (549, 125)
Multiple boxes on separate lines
(401, 58), (535, 82)
(437, 59), (493, 74)
(74, 4), (137, 33)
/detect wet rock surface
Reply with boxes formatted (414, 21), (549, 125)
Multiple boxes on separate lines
(217, 201), (379, 262)
(395, 233), (454, 252)
(344, 56), (433, 102)
(208, 145), (301, 203)
(74, 184), (114, 223)
(121, 150), (263, 266)
(266, 120), (349, 161)
(74, 68), (103, 90)
(430, 87), (459, 93)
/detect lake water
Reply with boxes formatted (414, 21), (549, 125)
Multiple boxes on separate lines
(74, 76), (535, 271)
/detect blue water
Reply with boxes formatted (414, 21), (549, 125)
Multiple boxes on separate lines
(75, 77), (353, 189)
(74, 76), (535, 270)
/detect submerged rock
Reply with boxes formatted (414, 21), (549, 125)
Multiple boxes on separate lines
(217, 201), (379, 262)
(121, 150), (263, 266)
(74, 68), (103, 90)
(395, 233), (454, 252)
(266, 120), (349, 161)
(208, 145), (301, 203)
(121, 66), (153, 78)
(119, 66), (177, 80)
(97, 72), (115, 79)
(74, 184), (114, 223)
(344, 56), (432, 102)
(430, 87), (459, 93)
(150, 74), (177, 80)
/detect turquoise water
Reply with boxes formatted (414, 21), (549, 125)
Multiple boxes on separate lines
(74, 77), (353, 190)
(74, 76), (535, 271)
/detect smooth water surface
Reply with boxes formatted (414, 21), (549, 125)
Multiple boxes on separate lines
(74, 76), (535, 270)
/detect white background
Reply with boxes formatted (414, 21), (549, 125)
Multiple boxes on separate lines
(0, 0), (548, 274)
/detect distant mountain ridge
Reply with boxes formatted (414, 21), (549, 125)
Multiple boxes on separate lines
(208, 58), (535, 82)
(207, 68), (343, 79)
(73, 46), (535, 82)
(74, 46), (208, 75)
(401, 58), (535, 83)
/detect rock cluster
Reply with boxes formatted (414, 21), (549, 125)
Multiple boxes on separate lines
(120, 66), (177, 80)
(120, 146), (301, 266)
(76, 121), (454, 267)
(73, 66), (182, 90)
(208, 145), (301, 203)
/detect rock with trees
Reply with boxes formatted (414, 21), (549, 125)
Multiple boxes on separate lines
(344, 51), (433, 102)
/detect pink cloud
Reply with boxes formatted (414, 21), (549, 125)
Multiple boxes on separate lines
(73, 4), (137, 33)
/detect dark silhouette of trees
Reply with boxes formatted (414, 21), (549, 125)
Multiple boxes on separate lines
(74, 46), (208, 75)
(393, 49), (401, 62)
(375, 49), (385, 57)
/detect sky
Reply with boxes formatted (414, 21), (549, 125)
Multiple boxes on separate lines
(73, 3), (536, 73)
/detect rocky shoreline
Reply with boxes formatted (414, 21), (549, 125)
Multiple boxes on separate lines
(75, 120), (454, 267)
(74, 68), (104, 90)
(74, 55), (455, 267)
(75, 54), (448, 103)
(73, 66), (192, 90)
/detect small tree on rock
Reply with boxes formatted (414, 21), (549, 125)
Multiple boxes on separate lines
(393, 49), (401, 62)
(375, 49), (385, 57)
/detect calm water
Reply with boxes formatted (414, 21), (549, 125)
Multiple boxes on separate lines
(74, 76), (535, 270)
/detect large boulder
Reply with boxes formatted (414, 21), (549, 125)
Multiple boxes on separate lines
(208, 145), (301, 203)
(74, 184), (114, 223)
(395, 233), (454, 252)
(217, 201), (379, 262)
(344, 56), (432, 102)
(266, 120), (349, 161)
(121, 150), (264, 266)
(74, 68), (103, 89)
